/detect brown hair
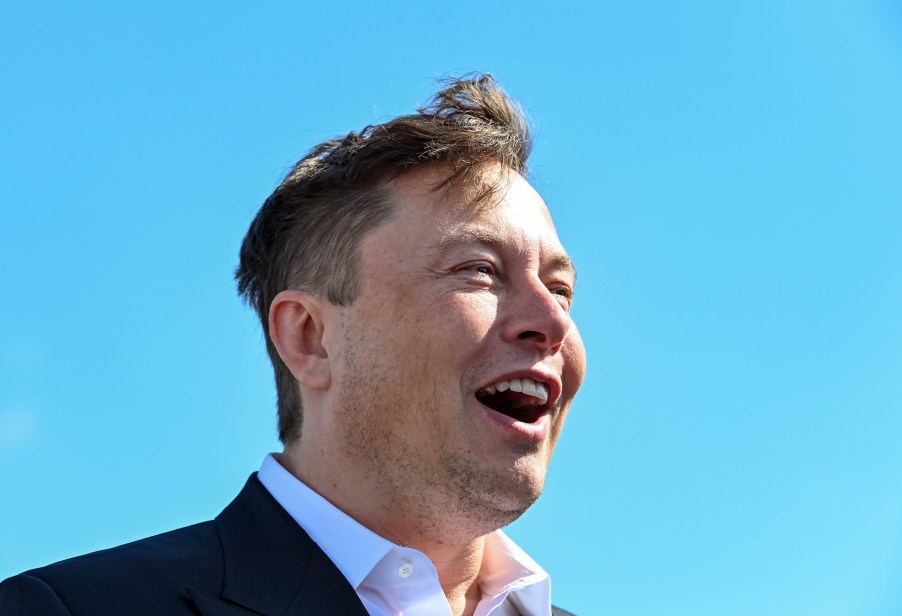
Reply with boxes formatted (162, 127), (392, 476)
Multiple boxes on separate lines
(235, 74), (533, 444)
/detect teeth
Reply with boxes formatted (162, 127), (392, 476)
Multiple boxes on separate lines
(478, 377), (549, 404)
(535, 383), (548, 403)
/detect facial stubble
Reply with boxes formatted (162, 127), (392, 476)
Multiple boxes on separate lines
(335, 320), (548, 544)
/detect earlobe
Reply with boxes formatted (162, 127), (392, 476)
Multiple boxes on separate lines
(268, 290), (331, 390)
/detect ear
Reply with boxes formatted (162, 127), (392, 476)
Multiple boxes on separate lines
(268, 290), (332, 391)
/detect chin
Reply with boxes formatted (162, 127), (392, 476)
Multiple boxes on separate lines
(474, 483), (544, 532)
(444, 455), (548, 532)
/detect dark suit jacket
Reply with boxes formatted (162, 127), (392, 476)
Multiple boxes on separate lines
(0, 474), (575, 615)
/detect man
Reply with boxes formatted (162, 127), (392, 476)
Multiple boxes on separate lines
(0, 75), (586, 616)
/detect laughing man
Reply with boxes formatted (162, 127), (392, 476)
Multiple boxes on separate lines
(0, 75), (587, 616)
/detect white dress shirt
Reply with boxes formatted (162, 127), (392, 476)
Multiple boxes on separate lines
(257, 454), (552, 616)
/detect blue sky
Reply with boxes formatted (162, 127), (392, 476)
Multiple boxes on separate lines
(2, 2), (902, 614)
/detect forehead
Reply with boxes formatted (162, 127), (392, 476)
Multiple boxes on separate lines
(384, 165), (569, 261)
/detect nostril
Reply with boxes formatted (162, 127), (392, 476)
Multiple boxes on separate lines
(518, 330), (545, 341)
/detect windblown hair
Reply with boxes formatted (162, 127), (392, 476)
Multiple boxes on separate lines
(235, 74), (533, 444)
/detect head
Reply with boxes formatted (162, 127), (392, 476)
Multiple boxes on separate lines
(236, 76), (586, 539)
(236, 75), (533, 444)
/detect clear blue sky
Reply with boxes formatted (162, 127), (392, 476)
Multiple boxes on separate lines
(2, 2), (902, 614)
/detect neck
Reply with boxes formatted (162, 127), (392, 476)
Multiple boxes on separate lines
(278, 447), (488, 615)
(430, 540), (485, 616)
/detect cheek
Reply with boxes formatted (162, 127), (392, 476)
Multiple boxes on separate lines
(430, 292), (500, 344)
(549, 405), (570, 444)
(383, 294), (497, 405)
(373, 278), (499, 378)
(561, 325), (587, 391)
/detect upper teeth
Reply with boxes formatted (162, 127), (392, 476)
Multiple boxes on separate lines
(478, 378), (549, 404)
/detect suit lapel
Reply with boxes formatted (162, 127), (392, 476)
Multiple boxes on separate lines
(190, 474), (368, 616)
(284, 546), (371, 615)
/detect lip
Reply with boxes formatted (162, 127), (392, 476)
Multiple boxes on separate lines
(477, 398), (551, 440)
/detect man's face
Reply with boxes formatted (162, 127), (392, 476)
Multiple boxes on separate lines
(328, 165), (586, 534)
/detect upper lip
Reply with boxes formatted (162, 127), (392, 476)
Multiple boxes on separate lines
(475, 367), (563, 410)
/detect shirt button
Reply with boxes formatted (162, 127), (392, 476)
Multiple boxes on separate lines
(397, 563), (414, 578)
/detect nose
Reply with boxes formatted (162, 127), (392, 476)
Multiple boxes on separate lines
(500, 277), (573, 354)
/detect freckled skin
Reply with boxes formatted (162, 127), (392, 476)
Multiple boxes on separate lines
(308, 164), (587, 546)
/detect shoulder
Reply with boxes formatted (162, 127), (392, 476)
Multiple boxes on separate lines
(0, 521), (222, 615)
(552, 606), (577, 616)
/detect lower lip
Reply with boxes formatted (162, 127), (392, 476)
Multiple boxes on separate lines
(477, 400), (550, 441)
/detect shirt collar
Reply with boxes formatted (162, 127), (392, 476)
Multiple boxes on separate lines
(481, 530), (549, 593)
(257, 453), (551, 615)
(479, 530), (551, 616)
(257, 453), (395, 588)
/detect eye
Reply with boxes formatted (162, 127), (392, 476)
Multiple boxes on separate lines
(549, 284), (574, 308)
(455, 261), (498, 284)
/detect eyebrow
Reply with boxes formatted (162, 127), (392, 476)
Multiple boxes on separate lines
(435, 230), (578, 281)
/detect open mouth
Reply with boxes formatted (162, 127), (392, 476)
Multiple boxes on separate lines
(475, 377), (551, 424)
